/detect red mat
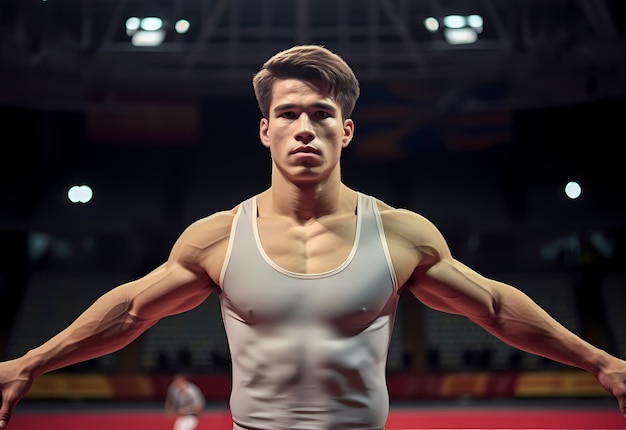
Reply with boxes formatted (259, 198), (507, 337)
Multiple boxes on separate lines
(9, 409), (626, 429)
(387, 409), (626, 429)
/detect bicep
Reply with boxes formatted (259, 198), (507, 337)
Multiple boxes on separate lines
(124, 263), (214, 322)
(123, 213), (231, 321)
(407, 258), (501, 322)
(385, 207), (503, 321)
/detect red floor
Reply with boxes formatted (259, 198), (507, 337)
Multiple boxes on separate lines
(9, 409), (626, 429)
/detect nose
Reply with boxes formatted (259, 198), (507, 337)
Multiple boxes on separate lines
(295, 113), (315, 144)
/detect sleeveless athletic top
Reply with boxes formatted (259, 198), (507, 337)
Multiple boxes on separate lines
(165, 382), (205, 416)
(219, 192), (399, 430)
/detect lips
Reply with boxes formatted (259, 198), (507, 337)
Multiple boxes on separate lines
(292, 146), (321, 155)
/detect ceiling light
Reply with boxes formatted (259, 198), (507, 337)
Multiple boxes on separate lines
(423, 17), (439, 33)
(443, 15), (466, 29)
(131, 29), (166, 47)
(126, 17), (140, 31)
(140, 17), (163, 31)
(175, 19), (190, 34)
(444, 28), (478, 45)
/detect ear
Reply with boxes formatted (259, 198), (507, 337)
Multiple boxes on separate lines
(341, 119), (355, 149)
(259, 118), (270, 148)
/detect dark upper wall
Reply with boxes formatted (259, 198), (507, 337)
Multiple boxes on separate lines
(1, 92), (624, 275)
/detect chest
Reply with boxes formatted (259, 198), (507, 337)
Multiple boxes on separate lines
(220, 203), (396, 329)
(256, 215), (357, 274)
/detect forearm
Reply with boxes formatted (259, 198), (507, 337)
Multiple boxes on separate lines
(19, 287), (157, 378)
(477, 285), (607, 374)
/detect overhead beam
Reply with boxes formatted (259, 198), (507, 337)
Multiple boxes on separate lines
(378, 0), (427, 73)
(577, 0), (619, 40)
(182, 0), (232, 71)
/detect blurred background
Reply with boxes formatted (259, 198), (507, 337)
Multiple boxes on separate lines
(1, 0), (625, 403)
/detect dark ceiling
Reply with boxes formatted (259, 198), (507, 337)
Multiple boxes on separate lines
(1, 0), (626, 111)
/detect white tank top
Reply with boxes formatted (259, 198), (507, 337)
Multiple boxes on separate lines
(219, 192), (399, 430)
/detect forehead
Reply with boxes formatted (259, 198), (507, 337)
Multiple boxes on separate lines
(270, 78), (337, 106)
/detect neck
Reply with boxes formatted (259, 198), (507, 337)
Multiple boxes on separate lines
(263, 170), (351, 222)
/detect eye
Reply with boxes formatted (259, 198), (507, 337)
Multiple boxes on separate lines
(315, 110), (331, 119)
(279, 111), (297, 119)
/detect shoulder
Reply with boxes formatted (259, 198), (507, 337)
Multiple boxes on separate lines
(193, 383), (204, 393)
(373, 198), (440, 237)
(373, 198), (451, 261)
(180, 193), (257, 243)
(168, 206), (243, 288)
(176, 210), (234, 247)
(183, 207), (238, 239)
(172, 206), (240, 259)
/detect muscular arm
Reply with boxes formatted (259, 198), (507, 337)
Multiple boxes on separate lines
(20, 263), (212, 378)
(383, 207), (626, 417)
(412, 259), (601, 370)
(0, 211), (234, 427)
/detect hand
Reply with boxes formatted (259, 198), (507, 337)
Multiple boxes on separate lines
(595, 355), (626, 418)
(0, 360), (34, 428)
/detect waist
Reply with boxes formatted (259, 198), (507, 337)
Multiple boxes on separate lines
(233, 419), (385, 430)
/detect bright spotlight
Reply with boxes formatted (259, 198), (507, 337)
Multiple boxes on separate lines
(444, 28), (478, 44)
(439, 14), (483, 44)
(131, 29), (166, 47)
(565, 181), (582, 199)
(67, 185), (94, 204)
(126, 17), (141, 31)
(423, 17), (439, 33)
(467, 14), (484, 29)
(443, 15), (466, 29)
(141, 17), (163, 31)
(175, 19), (190, 34)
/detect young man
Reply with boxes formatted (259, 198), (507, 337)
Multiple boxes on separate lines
(165, 374), (205, 430)
(0, 45), (625, 430)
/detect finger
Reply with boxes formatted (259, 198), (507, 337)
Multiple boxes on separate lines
(0, 412), (10, 428)
(0, 397), (13, 428)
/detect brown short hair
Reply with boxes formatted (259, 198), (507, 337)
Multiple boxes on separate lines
(252, 45), (360, 120)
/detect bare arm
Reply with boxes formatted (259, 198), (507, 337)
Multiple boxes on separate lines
(412, 259), (604, 369)
(412, 259), (626, 417)
(385, 208), (626, 418)
(0, 211), (233, 427)
(20, 264), (211, 378)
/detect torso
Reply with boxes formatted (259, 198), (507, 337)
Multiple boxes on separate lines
(217, 191), (401, 429)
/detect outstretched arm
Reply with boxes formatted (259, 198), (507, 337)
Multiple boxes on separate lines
(0, 211), (233, 428)
(0, 265), (212, 427)
(411, 260), (626, 417)
(389, 209), (626, 418)
(32, 265), (210, 368)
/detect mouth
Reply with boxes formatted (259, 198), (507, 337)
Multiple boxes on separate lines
(291, 146), (321, 155)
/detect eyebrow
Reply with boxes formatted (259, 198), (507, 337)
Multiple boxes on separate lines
(273, 102), (337, 113)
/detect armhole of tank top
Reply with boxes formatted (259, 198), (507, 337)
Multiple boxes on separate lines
(218, 202), (245, 289)
(370, 195), (399, 294)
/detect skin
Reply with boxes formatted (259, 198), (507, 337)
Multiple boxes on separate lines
(0, 77), (625, 428)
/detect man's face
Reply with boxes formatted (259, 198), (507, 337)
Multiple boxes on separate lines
(259, 78), (354, 184)
(174, 377), (186, 391)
